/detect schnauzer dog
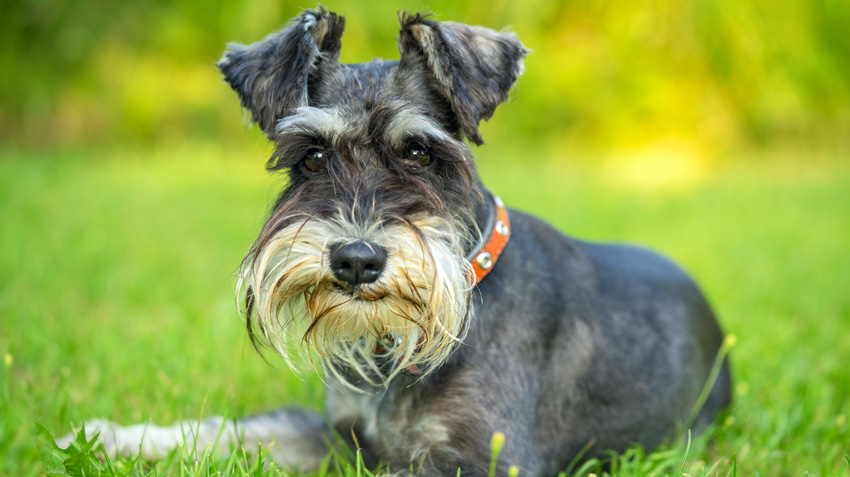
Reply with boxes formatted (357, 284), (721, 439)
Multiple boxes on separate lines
(61, 8), (731, 476)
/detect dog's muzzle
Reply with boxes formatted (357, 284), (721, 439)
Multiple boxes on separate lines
(238, 212), (474, 386)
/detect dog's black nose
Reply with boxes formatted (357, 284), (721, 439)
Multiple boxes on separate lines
(329, 241), (388, 286)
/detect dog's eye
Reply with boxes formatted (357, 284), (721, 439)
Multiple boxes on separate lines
(408, 147), (432, 168)
(302, 150), (326, 172)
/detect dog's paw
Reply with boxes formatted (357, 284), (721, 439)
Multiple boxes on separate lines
(55, 419), (176, 459)
(382, 467), (446, 477)
(55, 419), (115, 449)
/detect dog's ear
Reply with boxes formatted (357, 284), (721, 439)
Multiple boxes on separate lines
(398, 13), (528, 145)
(218, 8), (345, 137)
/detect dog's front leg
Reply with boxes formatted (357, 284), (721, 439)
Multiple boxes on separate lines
(56, 407), (332, 470)
(431, 431), (540, 477)
(394, 433), (537, 477)
(370, 381), (541, 477)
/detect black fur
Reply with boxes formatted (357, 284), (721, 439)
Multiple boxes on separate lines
(398, 13), (528, 145)
(218, 7), (345, 136)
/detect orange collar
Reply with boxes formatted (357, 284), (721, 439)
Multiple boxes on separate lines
(469, 196), (510, 285)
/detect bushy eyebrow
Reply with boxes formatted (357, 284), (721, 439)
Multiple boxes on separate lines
(276, 106), (347, 139)
(381, 109), (452, 148)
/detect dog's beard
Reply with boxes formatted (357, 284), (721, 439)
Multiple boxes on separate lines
(238, 213), (474, 387)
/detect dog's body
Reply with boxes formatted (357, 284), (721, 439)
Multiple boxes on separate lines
(60, 9), (730, 476)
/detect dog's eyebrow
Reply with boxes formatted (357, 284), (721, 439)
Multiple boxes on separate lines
(276, 107), (346, 139)
(382, 109), (452, 147)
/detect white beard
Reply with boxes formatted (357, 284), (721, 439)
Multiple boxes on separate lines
(238, 212), (474, 387)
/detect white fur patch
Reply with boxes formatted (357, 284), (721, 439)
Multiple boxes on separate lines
(383, 109), (453, 148)
(56, 412), (329, 469)
(276, 106), (347, 139)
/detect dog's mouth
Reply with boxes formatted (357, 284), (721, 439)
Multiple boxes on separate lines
(375, 335), (426, 376)
(330, 281), (390, 301)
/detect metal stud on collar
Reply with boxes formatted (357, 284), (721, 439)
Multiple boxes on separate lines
(476, 252), (493, 270)
(495, 220), (509, 238)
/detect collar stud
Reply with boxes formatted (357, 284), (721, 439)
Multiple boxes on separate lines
(476, 252), (493, 270)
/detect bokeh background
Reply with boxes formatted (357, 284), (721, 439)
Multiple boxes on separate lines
(4, 0), (849, 154)
(2, 0), (849, 475)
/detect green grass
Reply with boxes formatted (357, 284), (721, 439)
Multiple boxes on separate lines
(1, 143), (849, 475)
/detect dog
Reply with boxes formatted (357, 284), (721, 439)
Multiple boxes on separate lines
(59, 8), (731, 476)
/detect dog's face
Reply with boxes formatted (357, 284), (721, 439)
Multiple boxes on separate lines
(219, 9), (526, 385)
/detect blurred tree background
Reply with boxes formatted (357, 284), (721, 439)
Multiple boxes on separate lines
(2, 0), (849, 159)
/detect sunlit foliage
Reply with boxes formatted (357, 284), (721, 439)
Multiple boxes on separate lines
(2, 0), (849, 153)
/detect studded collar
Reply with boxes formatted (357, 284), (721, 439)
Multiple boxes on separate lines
(468, 195), (511, 285)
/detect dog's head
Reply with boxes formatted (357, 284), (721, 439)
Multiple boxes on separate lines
(219, 8), (526, 386)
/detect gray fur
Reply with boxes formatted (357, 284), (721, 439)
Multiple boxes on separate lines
(60, 8), (730, 476)
(397, 13), (528, 145)
(218, 7), (345, 136)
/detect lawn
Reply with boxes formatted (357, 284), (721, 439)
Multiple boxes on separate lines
(1, 143), (848, 476)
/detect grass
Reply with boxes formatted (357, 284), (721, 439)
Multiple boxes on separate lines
(1, 142), (849, 476)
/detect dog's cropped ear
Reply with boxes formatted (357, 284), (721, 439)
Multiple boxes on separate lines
(398, 13), (528, 145)
(218, 8), (345, 137)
